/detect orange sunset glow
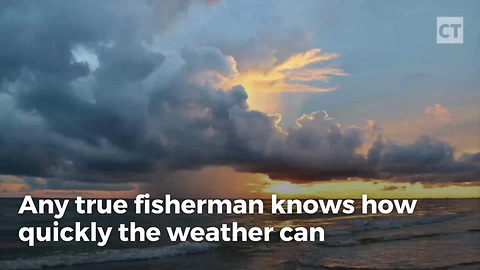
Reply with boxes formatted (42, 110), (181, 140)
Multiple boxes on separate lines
(220, 48), (347, 113)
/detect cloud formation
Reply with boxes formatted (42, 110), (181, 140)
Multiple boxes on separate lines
(0, 0), (478, 191)
(424, 104), (452, 126)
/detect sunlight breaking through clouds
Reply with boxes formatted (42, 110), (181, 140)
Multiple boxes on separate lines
(220, 48), (347, 113)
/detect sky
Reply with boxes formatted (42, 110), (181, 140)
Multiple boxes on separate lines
(0, 0), (479, 199)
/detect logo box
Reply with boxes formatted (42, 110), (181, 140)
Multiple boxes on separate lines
(437, 17), (463, 44)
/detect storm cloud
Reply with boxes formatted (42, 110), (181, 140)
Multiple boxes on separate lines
(0, 0), (478, 188)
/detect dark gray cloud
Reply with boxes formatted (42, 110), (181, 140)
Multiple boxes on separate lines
(372, 136), (480, 183)
(21, 177), (135, 192)
(381, 185), (400, 191)
(0, 0), (478, 189)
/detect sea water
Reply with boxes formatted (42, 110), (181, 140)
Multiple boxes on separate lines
(0, 198), (479, 270)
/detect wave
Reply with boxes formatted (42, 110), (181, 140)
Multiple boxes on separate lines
(320, 229), (478, 247)
(0, 242), (217, 270)
(291, 258), (480, 270)
(325, 212), (466, 236)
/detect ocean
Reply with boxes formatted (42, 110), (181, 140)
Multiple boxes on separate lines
(0, 198), (479, 270)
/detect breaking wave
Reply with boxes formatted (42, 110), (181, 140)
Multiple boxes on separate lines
(321, 229), (479, 247)
(0, 242), (217, 270)
(325, 212), (466, 236)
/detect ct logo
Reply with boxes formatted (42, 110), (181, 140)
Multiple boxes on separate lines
(437, 17), (463, 44)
